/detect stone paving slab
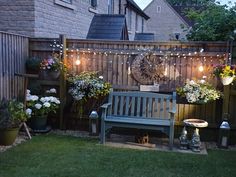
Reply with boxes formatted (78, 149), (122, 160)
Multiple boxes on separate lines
(105, 134), (208, 155)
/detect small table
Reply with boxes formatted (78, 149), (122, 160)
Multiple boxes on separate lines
(183, 119), (208, 152)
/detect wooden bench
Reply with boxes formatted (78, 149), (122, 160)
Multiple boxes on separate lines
(100, 91), (176, 149)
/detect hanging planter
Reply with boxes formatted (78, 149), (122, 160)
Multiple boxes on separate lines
(39, 70), (60, 80)
(220, 76), (235, 85)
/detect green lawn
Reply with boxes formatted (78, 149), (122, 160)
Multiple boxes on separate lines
(0, 134), (236, 177)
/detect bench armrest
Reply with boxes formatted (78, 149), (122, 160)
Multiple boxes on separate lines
(101, 103), (111, 109)
(169, 109), (176, 120)
(169, 109), (176, 114)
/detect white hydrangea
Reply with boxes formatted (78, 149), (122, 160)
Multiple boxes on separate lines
(43, 102), (51, 108)
(35, 103), (42, 109)
(26, 108), (32, 116)
(46, 88), (57, 94)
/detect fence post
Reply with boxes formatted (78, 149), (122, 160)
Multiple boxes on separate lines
(59, 34), (67, 129)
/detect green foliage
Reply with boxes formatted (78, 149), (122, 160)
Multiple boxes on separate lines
(185, 1), (236, 41)
(167, 0), (214, 6)
(25, 57), (41, 72)
(0, 99), (28, 128)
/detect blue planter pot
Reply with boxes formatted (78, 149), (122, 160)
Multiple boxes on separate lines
(30, 115), (48, 130)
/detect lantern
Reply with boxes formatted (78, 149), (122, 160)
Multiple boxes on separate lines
(89, 111), (99, 136)
(218, 119), (230, 149)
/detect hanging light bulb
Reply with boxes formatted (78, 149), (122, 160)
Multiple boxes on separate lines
(164, 67), (168, 76)
(198, 65), (204, 72)
(128, 66), (131, 75)
(75, 55), (81, 65)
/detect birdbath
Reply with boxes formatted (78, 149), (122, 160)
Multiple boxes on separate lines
(183, 119), (208, 152)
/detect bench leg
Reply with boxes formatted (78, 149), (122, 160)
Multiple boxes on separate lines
(100, 120), (105, 144)
(169, 127), (174, 150)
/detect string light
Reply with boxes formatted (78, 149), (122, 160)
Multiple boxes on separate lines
(75, 55), (81, 65)
(198, 65), (204, 72)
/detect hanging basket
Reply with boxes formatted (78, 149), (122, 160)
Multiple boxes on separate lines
(39, 70), (60, 80)
(220, 76), (235, 85)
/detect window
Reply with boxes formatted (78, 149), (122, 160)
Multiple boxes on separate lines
(157, 6), (161, 13)
(135, 14), (138, 32)
(108, 0), (114, 14)
(128, 9), (132, 30)
(61, 0), (72, 4)
(91, 0), (97, 8)
(142, 18), (144, 32)
(54, 0), (75, 10)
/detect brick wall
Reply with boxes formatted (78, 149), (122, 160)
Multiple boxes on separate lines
(0, 0), (108, 38)
(34, 0), (108, 39)
(144, 0), (188, 41)
(0, 0), (35, 37)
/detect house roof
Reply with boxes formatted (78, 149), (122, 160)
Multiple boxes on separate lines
(86, 14), (129, 40)
(170, 5), (198, 26)
(144, 0), (191, 27)
(134, 33), (154, 41)
(127, 0), (150, 20)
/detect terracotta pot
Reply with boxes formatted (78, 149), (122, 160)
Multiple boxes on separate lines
(221, 76), (235, 85)
(30, 115), (48, 130)
(0, 127), (19, 146)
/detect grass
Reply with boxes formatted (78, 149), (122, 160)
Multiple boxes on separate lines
(0, 134), (236, 177)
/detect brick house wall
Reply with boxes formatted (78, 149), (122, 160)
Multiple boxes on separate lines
(0, 0), (35, 37)
(0, 0), (108, 38)
(144, 0), (189, 41)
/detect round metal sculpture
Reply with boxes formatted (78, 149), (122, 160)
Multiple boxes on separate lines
(131, 53), (166, 84)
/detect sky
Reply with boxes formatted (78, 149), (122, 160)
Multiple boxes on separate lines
(134, 0), (235, 10)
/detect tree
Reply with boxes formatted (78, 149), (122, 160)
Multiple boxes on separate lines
(167, 0), (214, 6)
(185, 1), (236, 41)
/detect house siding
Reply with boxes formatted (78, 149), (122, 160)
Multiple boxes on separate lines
(0, 0), (108, 38)
(0, 0), (35, 37)
(144, 0), (188, 41)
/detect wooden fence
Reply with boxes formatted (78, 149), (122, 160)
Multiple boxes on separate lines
(0, 31), (29, 100)
(29, 37), (236, 140)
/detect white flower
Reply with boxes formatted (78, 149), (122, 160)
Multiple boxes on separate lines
(43, 102), (51, 108)
(40, 97), (46, 103)
(26, 89), (31, 95)
(31, 95), (39, 101)
(26, 108), (32, 116)
(46, 88), (57, 94)
(99, 76), (103, 79)
(26, 95), (31, 101)
(35, 103), (42, 109)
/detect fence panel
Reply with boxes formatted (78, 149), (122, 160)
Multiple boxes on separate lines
(29, 38), (228, 128)
(0, 31), (29, 100)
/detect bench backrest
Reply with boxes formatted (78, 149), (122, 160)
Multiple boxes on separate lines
(107, 91), (176, 119)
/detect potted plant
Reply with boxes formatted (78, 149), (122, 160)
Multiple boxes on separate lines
(176, 79), (221, 104)
(26, 89), (60, 130)
(39, 53), (66, 80)
(67, 71), (111, 117)
(25, 56), (42, 74)
(0, 99), (29, 145)
(213, 64), (236, 85)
